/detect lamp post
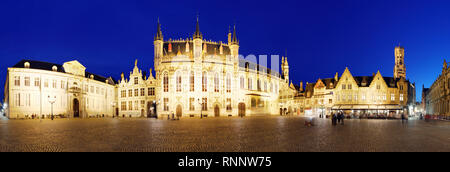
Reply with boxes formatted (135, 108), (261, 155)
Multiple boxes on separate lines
(198, 98), (203, 119)
(111, 102), (116, 118)
(48, 95), (56, 120)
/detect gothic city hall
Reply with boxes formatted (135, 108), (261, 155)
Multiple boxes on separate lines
(3, 19), (416, 119)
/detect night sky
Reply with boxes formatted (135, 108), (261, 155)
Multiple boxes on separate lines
(1, 0), (450, 102)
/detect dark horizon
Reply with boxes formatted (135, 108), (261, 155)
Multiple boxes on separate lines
(2, 0), (450, 102)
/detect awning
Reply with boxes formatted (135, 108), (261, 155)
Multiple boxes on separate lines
(332, 104), (405, 110)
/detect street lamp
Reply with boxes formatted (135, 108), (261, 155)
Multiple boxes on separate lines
(48, 95), (56, 120)
(111, 102), (116, 118)
(198, 98), (203, 119)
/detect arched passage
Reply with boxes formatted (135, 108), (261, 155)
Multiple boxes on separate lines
(73, 99), (80, 118)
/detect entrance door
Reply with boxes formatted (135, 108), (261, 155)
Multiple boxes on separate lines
(176, 105), (182, 118)
(238, 103), (246, 117)
(73, 99), (80, 118)
(214, 105), (220, 117)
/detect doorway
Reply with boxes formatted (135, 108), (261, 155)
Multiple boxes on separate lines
(176, 105), (182, 118)
(73, 99), (80, 118)
(214, 105), (220, 117)
(238, 103), (246, 117)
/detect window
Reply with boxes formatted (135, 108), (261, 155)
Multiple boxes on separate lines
(177, 73), (182, 92)
(90, 86), (94, 93)
(240, 77), (244, 89)
(270, 83), (273, 93)
(257, 79), (261, 91)
(391, 94), (395, 101)
(134, 77), (139, 85)
(251, 98), (256, 107)
(214, 73), (219, 92)
(362, 95), (366, 100)
(128, 101), (133, 111)
(400, 94), (404, 101)
(52, 80), (57, 88)
(329, 99), (333, 104)
(383, 94), (387, 100)
(24, 77), (30, 86)
(248, 78), (252, 90)
(342, 84), (346, 90)
(264, 82), (267, 92)
(163, 73), (169, 92)
(121, 90), (127, 98)
(202, 98), (208, 111)
(189, 98), (195, 111)
(96, 87), (99, 94)
(377, 84), (381, 90)
(164, 98), (169, 111)
(348, 84), (352, 89)
(400, 85), (404, 91)
(128, 90), (133, 97)
(190, 72), (195, 92)
(148, 87), (155, 96)
(121, 102), (126, 111)
(34, 77), (40, 87)
(134, 100), (138, 110)
(134, 89), (138, 97)
(14, 76), (20, 86)
(226, 74), (231, 93)
(202, 72), (207, 92)
(61, 81), (66, 89)
(140, 88), (145, 96)
(226, 98), (232, 111)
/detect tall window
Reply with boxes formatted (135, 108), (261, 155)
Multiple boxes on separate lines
(52, 80), (57, 88)
(61, 81), (66, 89)
(214, 73), (219, 92)
(121, 90), (126, 98)
(177, 73), (182, 92)
(226, 74), (231, 93)
(24, 77), (30, 86)
(348, 84), (352, 89)
(257, 79), (261, 91)
(240, 77), (244, 89)
(134, 77), (139, 85)
(377, 84), (381, 90)
(148, 87), (155, 96)
(163, 73), (169, 92)
(202, 72), (207, 92)
(134, 89), (138, 97)
(189, 98), (195, 111)
(391, 94), (395, 101)
(400, 94), (404, 101)
(121, 102), (126, 111)
(342, 85), (346, 90)
(190, 72), (195, 92)
(14, 76), (20, 86)
(34, 77), (40, 87)
(164, 98), (169, 111)
(264, 81), (267, 92)
(44, 79), (48, 88)
(128, 101), (133, 111)
(140, 88), (145, 96)
(128, 89), (133, 97)
(248, 78), (252, 90)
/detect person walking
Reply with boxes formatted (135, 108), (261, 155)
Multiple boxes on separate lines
(341, 113), (345, 125)
(332, 113), (337, 126)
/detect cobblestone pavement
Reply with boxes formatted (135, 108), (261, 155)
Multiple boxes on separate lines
(0, 116), (449, 152)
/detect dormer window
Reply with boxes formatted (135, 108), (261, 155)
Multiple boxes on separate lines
(24, 62), (30, 68)
(52, 66), (57, 71)
(134, 77), (139, 85)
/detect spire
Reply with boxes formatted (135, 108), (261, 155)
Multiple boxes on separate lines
(193, 16), (202, 39)
(231, 24), (238, 45)
(154, 18), (163, 41)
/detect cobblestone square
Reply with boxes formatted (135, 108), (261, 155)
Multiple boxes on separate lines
(0, 116), (449, 152)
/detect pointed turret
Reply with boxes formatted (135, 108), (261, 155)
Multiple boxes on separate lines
(193, 16), (202, 39)
(154, 18), (163, 41)
(231, 25), (238, 45)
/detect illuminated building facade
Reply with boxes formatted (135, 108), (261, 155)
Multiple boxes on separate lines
(422, 59), (450, 118)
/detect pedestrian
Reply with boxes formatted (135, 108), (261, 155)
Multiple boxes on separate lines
(332, 113), (337, 126)
(337, 112), (341, 124)
(341, 113), (345, 125)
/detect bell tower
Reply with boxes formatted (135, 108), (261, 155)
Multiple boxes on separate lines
(153, 18), (163, 70)
(193, 17), (203, 60)
(394, 45), (406, 79)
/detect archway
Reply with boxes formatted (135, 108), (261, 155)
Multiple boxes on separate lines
(141, 109), (145, 118)
(176, 105), (182, 118)
(214, 105), (220, 117)
(238, 103), (246, 117)
(73, 99), (80, 118)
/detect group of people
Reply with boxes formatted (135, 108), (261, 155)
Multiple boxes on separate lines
(331, 112), (345, 125)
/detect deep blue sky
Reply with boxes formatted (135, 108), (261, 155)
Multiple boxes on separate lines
(1, 0), (449, 102)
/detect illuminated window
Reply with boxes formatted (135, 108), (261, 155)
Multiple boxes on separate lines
(128, 101), (133, 111)
(214, 73), (219, 92)
(190, 72), (194, 92)
(177, 73), (182, 92)
(348, 84), (352, 89)
(134, 77), (139, 85)
(226, 98), (232, 111)
(342, 85), (346, 90)
(140, 88), (145, 96)
(240, 77), (244, 89)
(226, 74), (231, 93)
(202, 72), (208, 92)
(52, 80), (57, 88)
(257, 79), (261, 91)
(121, 102), (126, 111)
(24, 77), (30, 86)
(377, 84), (381, 90)
(148, 87), (155, 96)
(202, 98), (208, 111)
(189, 98), (195, 111)
(128, 89), (133, 97)
(121, 90), (126, 98)
(163, 73), (169, 92)
(400, 94), (404, 101)
(264, 81), (267, 92)
(134, 89), (138, 97)
(34, 77), (40, 87)
(61, 81), (66, 89)
(164, 98), (169, 111)
(391, 94), (395, 101)
(248, 78), (252, 90)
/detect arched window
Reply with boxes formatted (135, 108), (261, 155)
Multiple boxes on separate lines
(251, 98), (256, 107)
(176, 73), (182, 92)
(190, 72), (194, 92)
(214, 73), (219, 92)
(245, 62), (250, 72)
(226, 74), (231, 93)
(163, 72), (169, 92)
(257, 79), (261, 91)
(202, 72), (207, 92)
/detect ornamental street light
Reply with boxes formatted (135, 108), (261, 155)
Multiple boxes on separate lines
(48, 95), (56, 120)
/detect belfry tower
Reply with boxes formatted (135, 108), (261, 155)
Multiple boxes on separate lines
(394, 45), (406, 79)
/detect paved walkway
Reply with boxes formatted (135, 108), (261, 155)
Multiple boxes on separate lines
(0, 117), (449, 152)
